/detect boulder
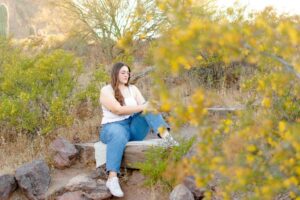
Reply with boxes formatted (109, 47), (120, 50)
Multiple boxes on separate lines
(64, 174), (111, 200)
(65, 174), (97, 192)
(170, 184), (194, 200)
(0, 174), (17, 200)
(89, 166), (107, 180)
(56, 191), (89, 200)
(15, 159), (50, 200)
(50, 137), (79, 169)
(183, 176), (205, 200)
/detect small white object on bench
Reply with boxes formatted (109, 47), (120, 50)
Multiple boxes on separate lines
(94, 141), (107, 168)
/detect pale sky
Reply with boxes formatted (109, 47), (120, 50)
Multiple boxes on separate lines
(216, 0), (300, 15)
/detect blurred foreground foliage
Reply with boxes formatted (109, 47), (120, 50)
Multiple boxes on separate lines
(118, 0), (300, 199)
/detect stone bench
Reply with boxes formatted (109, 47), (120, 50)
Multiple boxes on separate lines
(75, 138), (167, 169)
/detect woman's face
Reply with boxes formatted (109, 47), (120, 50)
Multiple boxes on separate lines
(118, 66), (130, 85)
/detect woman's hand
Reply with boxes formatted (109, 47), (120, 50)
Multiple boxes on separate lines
(142, 101), (157, 113)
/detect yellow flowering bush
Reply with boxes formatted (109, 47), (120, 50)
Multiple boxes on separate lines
(121, 1), (300, 199)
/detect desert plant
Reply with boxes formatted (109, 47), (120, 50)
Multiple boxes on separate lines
(0, 40), (83, 135)
(128, 1), (300, 199)
(136, 137), (195, 189)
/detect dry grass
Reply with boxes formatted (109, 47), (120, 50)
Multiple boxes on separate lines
(0, 113), (101, 175)
(0, 132), (47, 174)
(205, 88), (248, 107)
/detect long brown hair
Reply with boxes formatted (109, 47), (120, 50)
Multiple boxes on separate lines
(111, 62), (131, 106)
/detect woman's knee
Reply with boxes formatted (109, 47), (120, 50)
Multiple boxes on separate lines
(101, 124), (129, 144)
(111, 131), (128, 144)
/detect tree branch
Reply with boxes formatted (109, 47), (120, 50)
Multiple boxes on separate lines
(244, 43), (300, 80)
(130, 66), (155, 84)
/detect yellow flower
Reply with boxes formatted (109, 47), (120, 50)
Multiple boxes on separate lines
(224, 119), (233, 126)
(262, 97), (271, 108)
(257, 80), (266, 91)
(267, 137), (276, 147)
(224, 127), (230, 133)
(161, 102), (171, 112)
(288, 28), (298, 45)
(187, 106), (194, 114)
(177, 56), (191, 70)
(284, 177), (298, 187)
(195, 176), (204, 187)
(170, 60), (179, 74)
(196, 55), (203, 61)
(288, 158), (295, 166)
(189, 118), (199, 126)
(247, 145), (257, 153)
(295, 166), (300, 175)
(246, 155), (255, 164)
(261, 186), (270, 195)
(293, 194), (300, 200)
(212, 157), (222, 164)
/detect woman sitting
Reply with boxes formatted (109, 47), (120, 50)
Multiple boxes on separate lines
(99, 62), (177, 197)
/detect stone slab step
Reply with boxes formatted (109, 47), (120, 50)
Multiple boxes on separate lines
(75, 138), (168, 170)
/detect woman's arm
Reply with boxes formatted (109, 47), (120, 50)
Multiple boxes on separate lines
(100, 86), (146, 115)
(131, 85), (157, 112)
(131, 85), (146, 105)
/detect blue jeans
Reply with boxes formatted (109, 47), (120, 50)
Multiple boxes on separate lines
(99, 112), (169, 173)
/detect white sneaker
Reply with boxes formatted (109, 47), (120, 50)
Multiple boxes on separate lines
(106, 177), (124, 197)
(159, 130), (179, 146)
(164, 134), (179, 146)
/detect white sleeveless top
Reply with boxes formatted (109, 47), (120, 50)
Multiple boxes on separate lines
(101, 85), (138, 124)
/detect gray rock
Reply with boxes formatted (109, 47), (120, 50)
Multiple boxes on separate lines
(275, 192), (291, 200)
(50, 137), (79, 169)
(56, 191), (89, 200)
(65, 175), (97, 192)
(75, 144), (95, 166)
(170, 184), (194, 200)
(65, 174), (111, 200)
(15, 159), (50, 200)
(183, 176), (205, 200)
(84, 191), (111, 200)
(89, 166), (107, 180)
(0, 174), (17, 200)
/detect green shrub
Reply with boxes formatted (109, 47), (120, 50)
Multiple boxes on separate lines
(0, 39), (83, 135)
(75, 65), (109, 106)
(136, 136), (195, 188)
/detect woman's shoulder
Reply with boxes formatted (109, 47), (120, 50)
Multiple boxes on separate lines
(101, 84), (113, 93)
(129, 84), (139, 90)
(129, 84), (139, 91)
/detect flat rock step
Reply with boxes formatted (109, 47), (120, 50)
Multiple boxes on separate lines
(75, 138), (168, 170)
(46, 165), (94, 199)
(207, 106), (244, 116)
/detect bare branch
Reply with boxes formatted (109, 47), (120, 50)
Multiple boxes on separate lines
(130, 66), (155, 84)
(244, 43), (300, 80)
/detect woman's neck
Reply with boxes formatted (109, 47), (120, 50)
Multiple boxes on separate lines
(118, 84), (127, 90)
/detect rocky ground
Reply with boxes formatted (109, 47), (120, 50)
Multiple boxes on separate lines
(7, 163), (170, 200)
(1, 135), (198, 200)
